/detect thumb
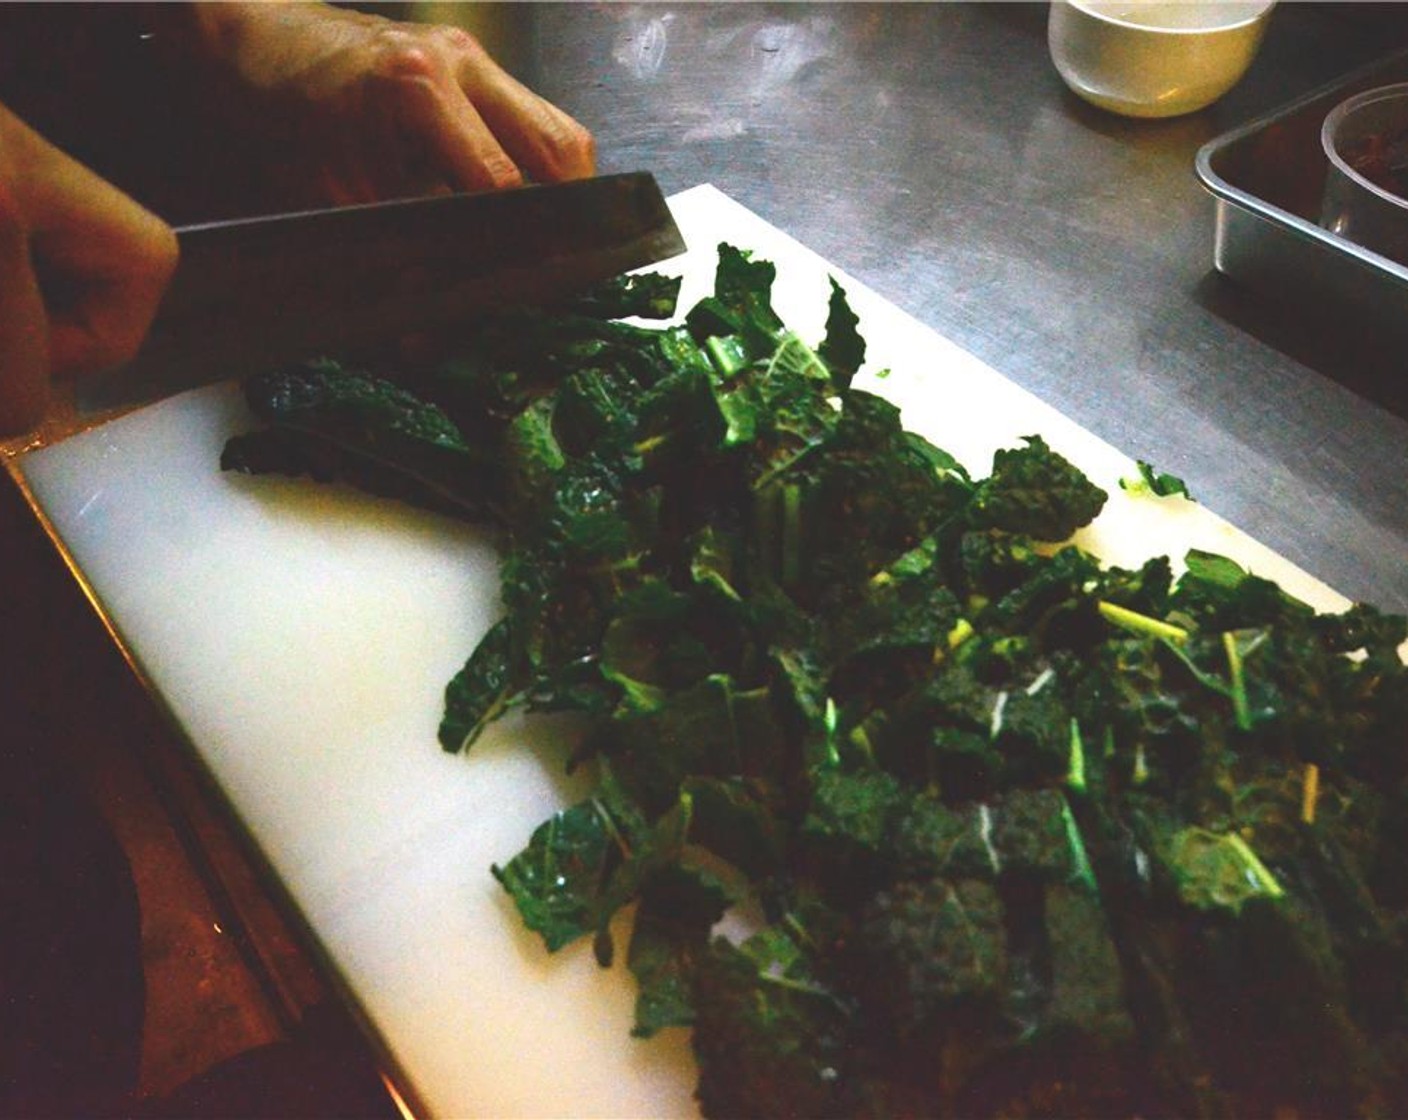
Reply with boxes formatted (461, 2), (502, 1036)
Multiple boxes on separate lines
(0, 181), (49, 435)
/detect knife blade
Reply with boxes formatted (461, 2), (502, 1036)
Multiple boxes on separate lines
(4, 172), (685, 458)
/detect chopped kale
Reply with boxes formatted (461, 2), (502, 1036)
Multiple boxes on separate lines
(971, 434), (1109, 541)
(439, 617), (523, 753)
(490, 798), (617, 952)
(627, 857), (733, 1037)
(855, 877), (1009, 1035)
(1120, 459), (1194, 500)
(818, 277), (866, 391)
(221, 360), (504, 521)
(690, 935), (853, 1120)
(560, 270), (683, 321)
(224, 244), (1408, 1119)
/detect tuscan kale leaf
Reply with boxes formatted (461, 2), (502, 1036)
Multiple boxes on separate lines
(224, 246), (1408, 1119)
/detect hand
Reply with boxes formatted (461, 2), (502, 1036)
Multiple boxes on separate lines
(0, 104), (177, 434)
(162, 3), (596, 208)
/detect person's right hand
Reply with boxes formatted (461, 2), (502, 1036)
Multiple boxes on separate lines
(147, 3), (596, 209)
(0, 103), (177, 435)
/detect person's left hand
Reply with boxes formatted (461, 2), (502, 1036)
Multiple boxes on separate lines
(0, 103), (177, 434)
(160, 2), (596, 208)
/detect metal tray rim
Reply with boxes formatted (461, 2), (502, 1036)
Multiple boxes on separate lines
(1194, 46), (1408, 286)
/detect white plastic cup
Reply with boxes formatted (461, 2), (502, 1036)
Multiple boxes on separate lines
(1048, 1), (1275, 120)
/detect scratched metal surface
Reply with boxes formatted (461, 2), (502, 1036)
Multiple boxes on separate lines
(506, 1), (1408, 611)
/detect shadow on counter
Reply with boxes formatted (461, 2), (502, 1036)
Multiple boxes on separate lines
(1193, 269), (1408, 421)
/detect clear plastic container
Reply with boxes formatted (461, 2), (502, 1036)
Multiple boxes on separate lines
(1320, 82), (1408, 267)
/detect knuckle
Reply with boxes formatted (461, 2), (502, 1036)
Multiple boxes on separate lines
(369, 33), (441, 84)
(378, 51), (435, 85)
(573, 125), (597, 167)
(484, 155), (524, 190)
(368, 22), (484, 83)
(430, 24), (484, 57)
(542, 120), (597, 179)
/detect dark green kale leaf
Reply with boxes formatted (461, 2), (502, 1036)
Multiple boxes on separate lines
(980, 543), (1103, 647)
(853, 877), (1009, 1038)
(497, 538), (620, 719)
(632, 342), (730, 482)
(496, 463), (663, 715)
(1315, 601), (1408, 663)
(690, 935), (853, 1120)
(817, 277), (865, 392)
(502, 396), (565, 514)
(955, 529), (1046, 606)
(1120, 460), (1193, 500)
(784, 391), (967, 603)
(1159, 826), (1285, 915)
(598, 674), (789, 818)
(686, 243), (786, 361)
(560, 271), (683, 321)
(683, 775), (789, 884)
(868, 659), (1005, 796)
(989, 788), (1098, 890)
(223, 246), (1408, 1120)
(1068, 635), (1210, 791)
(627, 859), (734, 1038)
(741, 334), (843, 479)
(971, 434), (1108, 541)
(550, 367), (642, 464)
(1040, 882), (1133, 1042)
(600, 577), (767, 718)
(491, 798), (617, 952)
(823, 567), (964, 716)
(222, 360), (504, 522)
(1171, 548), (1314, 632)
(496, 764), (703, 965)
(889, 795), (997, 882)
(439, 617), (523, 753)
(1095, 555), (1177, 620)
(801, 767), (909, 872)
(414, 312), (679, 443)
(687, 524), (745, 604)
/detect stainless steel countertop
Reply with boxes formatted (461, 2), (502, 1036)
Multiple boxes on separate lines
(507, 1), (1408, 612)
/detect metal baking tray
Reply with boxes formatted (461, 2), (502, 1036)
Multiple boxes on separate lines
(1196, 49), (1408, 340)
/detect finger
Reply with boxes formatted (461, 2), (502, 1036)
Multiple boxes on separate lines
(474, 90), (596, 184)
(314, 153), (381, 208)
(385, 56), (524, 193)
(318, 98), (388, 206)
(40, 220), (177, 379)
(360, 90), (454, 201)
(0, 181), (51, 434)
(448, 42), (596, 183)
(24, 155), (178, 378)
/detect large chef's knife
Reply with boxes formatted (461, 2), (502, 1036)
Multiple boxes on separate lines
(4, 172), (685, 457)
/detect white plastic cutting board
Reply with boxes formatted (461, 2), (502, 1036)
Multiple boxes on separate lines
(14, 186), (1352, 1119)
